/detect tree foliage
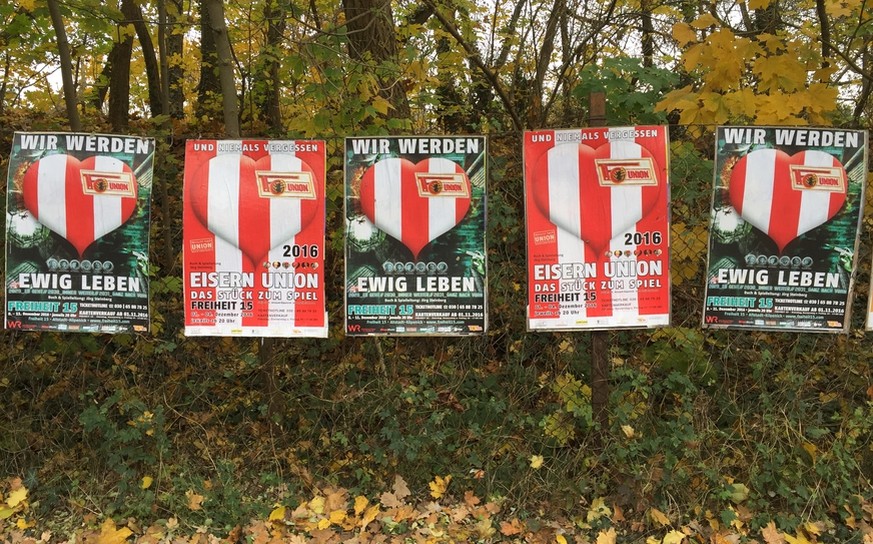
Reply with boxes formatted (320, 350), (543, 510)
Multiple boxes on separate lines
(1, 0), (872, 541)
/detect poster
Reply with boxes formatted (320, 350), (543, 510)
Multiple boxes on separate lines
(183, 140), (327, 337)
(524, 126), (671, 330)
(344, 136), (487, 335)
(703, 126), (867, 332)
(5, 132), (155, 333)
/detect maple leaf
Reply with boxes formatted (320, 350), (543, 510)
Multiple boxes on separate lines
(379, 491), (403, 508)
(500, 518), (524, 536)
(672, 23), (697, 47)
(429, 475), (452, 499)
(784, 533), (814, 544)
(328, 509), (346, 525)
(596, 527), (616, 544)
(530, 455), (545, 469)
(310, 496), (326, 515)
(6, 487), (27, 508)
(324, 487), (348, 512)
(587, 497), (612, 522)
(354, 496), (369, 516)
(464, 491), (481, 508)
(662, 529), (687, 543)
(649, 507), (671, 527)
(691, 13), (718, 29)
(360, 505), (380, 531)
(392, 475), (411, 499)
(475, 517), (496, 539)
(186, 490), (205, 511)
(268, 505), (286, 522)
(94, 519), (133, 544)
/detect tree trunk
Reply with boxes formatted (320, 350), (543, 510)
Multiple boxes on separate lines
(46, 0), (82, 130)
(342, 0), (410, 119)
(0, 52), (9, 116)
(91, 55), (112, 111)
(121, 0), (164, 117)
(256, 0), (286, 133)
(204, 0), (240, 137)
(108, 33), (134, 130)
(167, 0), (185, 118)
(640, 0), (654, 68)
(196, 0), (222, 120)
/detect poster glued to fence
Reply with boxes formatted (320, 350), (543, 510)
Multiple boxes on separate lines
(703, 126), (867, 333)
(5, 132), (155, 333)
(344, 136), (487, 335)
(183, 140), (328, 337)
(524, 126), (671, 330)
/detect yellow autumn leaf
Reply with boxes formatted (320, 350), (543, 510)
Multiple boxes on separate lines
(596, 527), (617, 544)
(360, 504), (380, 531)
(372, 96), (391, 116)
(723, 88), (758, 119)
(530, 455), (544, 469)
(672, 23), (697, 46)
(587, 497), (612, 522)
(6, 487), (27, 508)
(0, 507), (15, 519)
(429, 474), (451, 499)
(621, 424), (635, 438)
(16, 518), (35, 529)
(649, 507), (671, 527)
(309, 495), (325, 514)
(556, 535), (568, 544)
(662, 529), (686, 544)
(269, 505), (286, 521)
(96, 519), (133, 544)
(316, 517), (331, 530)
(354, 495), (369, 516)
(141, 476), (153, 490)
(803, 522), (823, 536)
(691, 13), (718, 29)
(748, 0), (774, 8)
(19, 0), (36, 11)
(784, 533), (813, 544)
(802, 442), (818, 463)
(328, 509), (346, 524)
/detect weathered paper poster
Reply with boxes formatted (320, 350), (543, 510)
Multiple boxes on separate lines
(524, 126), (671, 330)
(183, 140), (327, 337)
(344, 136), (487, 335)
(704, 126), (867, 332)
(5, 132), (154, 333)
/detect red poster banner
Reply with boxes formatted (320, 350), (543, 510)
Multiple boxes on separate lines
(183, 140), (327, 337)
(524, 126), (671, 330)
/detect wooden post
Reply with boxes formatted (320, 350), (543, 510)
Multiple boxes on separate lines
(588, 92), (610, 444)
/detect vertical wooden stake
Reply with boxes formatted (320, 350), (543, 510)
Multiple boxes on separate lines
(588, 92), (610, 445)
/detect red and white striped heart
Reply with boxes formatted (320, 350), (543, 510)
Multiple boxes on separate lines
(531, 141), (663, 254)
(359, 157), (472, 259)
(22, 154), (138, 258)
(188, 153), (320, 265)
(729, 149), (847, 253)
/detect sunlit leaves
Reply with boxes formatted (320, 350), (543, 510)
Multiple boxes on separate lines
(428, 474), (451, 499)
